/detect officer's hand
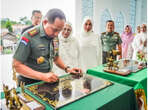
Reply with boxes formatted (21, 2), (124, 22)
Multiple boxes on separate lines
(68, 68), (83, 79)
(68, 68), (82, 75)
(43, 72), (59, 83)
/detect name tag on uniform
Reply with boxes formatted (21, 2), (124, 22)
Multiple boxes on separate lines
(37, 44), (47, 56)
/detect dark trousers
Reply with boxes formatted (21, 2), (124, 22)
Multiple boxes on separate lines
(102, 51), (108, 64)
(17, 75), (40, 87)
(102, 51), (116, 64)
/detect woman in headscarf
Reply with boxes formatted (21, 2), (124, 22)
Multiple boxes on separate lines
(132, 24), (147, 61)
(52, 22), (80, 76)
(121, 25), (134, 59)
(79, 17), (102, 73)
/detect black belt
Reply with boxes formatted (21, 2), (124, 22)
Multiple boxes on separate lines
(17, 75), (40, 87)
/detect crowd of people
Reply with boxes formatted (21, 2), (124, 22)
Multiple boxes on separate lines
(121, 24), (147, 61)
(53, 17), (147, 74)
(13, 8), (147, 86)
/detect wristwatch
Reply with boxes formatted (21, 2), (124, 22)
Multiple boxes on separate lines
(64, 66), (70, 73)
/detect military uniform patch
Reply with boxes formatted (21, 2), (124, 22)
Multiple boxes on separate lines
(38, 44), (45, 48)
(28, 29), (38, 37)
(101, 32), (106, 35)
(37, 56), (45, 64)
(114, 32), (119, 35)
(53, 38), (59, 51)
(52, 38), (59, 57)
(20, 37), (29, 45)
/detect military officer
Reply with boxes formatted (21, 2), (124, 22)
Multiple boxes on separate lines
(21, 10), (42, 34)
(101, 20), (122, 64)
(13, 9), (82, 86)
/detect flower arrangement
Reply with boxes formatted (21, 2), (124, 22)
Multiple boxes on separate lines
(137, 51), (147, 62)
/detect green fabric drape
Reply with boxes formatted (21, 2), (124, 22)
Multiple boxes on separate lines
(87, 65), (147, 97)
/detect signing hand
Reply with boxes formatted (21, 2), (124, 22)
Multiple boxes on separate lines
(67, 68), (82, 75)
(42, 72), (59, 83)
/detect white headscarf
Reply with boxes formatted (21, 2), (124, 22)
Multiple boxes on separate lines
(53, 21), (80, 76)
(81, 16), (94, 37)
(132, 24), (147, 60)
(79, 16), (102, 72)
(58, 21), (74, 42)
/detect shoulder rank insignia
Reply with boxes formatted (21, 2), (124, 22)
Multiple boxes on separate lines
(28, 29), (38, 37)
(114, 32), (119, 35)
(101, 32), (106, 35)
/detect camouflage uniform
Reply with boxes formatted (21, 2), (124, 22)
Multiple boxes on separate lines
(13, 23), (59, 86)
(101, 32), (122, 64)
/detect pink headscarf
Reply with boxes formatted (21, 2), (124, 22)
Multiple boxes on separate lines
(121, 25), (134, 58)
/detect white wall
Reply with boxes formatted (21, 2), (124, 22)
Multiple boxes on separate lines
(135, 0), (142, 27)
(141, 0), (147, 24)
(135, 0), (147, 29)
(75, 0), (147, 35)
(93, 0), (131, 34)
(75, 0), (82, 35)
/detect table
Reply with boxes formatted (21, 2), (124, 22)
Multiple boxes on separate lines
(87, 65), (147, 95)
(1, 81), (138, 110)
(87, 65), (147, 109)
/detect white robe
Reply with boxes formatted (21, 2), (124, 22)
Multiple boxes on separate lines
(52, 35), (80, 76)
(79, 32), (102, 73)
(132, 33), (147, 61)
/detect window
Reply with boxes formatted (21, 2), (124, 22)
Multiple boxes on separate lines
(129, 0), (136, 32)
(82, 0), (93, 20)
(115, 12), (124, 34)
(100, 9), (112, 32)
